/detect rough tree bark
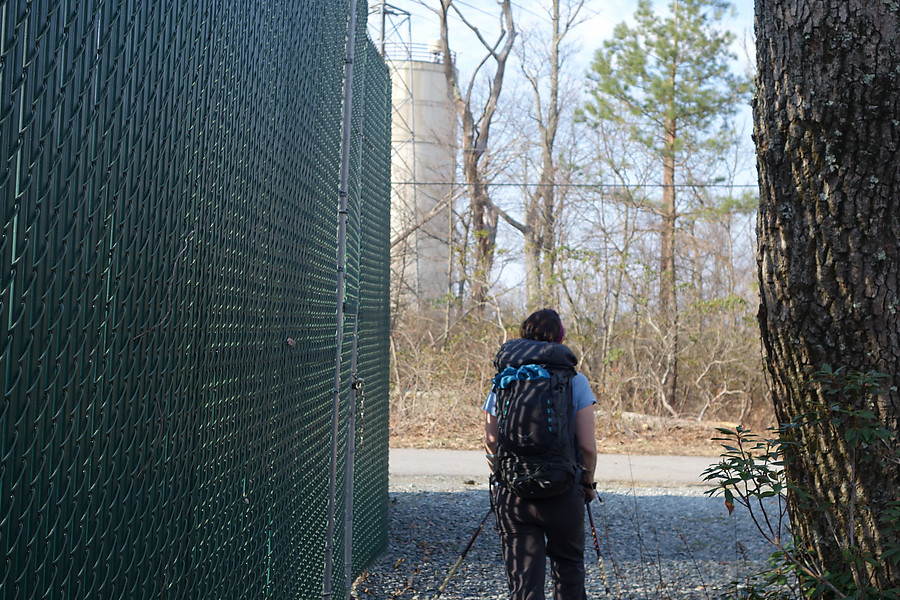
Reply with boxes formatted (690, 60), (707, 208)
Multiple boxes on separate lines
(755, 0), (900, 588)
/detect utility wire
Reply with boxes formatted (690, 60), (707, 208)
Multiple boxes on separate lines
(454, 0), (610, 28)
(391, 181), (758, 189)
(507, 0), (546, 21)
(452, 0), (500, 19)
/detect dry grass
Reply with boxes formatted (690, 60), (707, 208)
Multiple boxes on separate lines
(389, 391), (731, 457)
(387, 315), (768, 458)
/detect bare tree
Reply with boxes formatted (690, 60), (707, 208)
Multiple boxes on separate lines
(436, 0), (516, 310)
(488, 0), (586, 311)
(563, 116), (654, 396)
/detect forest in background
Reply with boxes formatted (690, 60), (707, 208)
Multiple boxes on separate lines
(383, 0), (900, 593)
(386, 0), (768, 450)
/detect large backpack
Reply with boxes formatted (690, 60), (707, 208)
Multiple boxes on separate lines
(492, 338), (579, 498)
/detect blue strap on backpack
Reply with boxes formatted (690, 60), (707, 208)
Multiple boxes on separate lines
(492, 364), (550, 389)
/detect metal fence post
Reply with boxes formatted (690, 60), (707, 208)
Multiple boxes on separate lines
(343, 32), (371, 600)
(323, 0), (360, 598)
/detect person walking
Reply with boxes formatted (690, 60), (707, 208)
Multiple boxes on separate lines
(483, 309), (598, 600)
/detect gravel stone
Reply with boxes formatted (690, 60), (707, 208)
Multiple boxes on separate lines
(352, 476), (780, 600)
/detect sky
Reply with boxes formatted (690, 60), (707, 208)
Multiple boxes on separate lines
(369, 0), (759, 290)
(368, 0), (758, 182)
(368, 0), (756, 77)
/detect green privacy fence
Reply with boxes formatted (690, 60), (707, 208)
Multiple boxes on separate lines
(0, 1), (391, 598)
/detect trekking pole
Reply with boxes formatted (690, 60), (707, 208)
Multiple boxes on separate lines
(434, 507), (492, 599)
(586, 498), (612, 597)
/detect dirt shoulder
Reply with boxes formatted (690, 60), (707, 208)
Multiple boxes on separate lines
(390, 411), (734, 458)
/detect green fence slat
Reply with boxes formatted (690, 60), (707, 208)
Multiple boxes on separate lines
(0, 1), (390, 598)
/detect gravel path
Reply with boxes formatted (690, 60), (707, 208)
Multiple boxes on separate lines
(353, 476), (781, 600)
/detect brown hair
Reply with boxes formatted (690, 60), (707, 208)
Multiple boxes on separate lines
(520, 309), (564, 343)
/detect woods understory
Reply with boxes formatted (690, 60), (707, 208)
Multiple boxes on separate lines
(389, 314), (771, 455)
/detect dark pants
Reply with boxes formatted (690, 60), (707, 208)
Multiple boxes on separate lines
(492, 483), (587, 600)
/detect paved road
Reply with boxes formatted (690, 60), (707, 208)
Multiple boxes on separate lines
(389, 448), (717, 490)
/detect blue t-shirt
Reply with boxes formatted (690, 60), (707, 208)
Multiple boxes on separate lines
(482, 372), (596, 416)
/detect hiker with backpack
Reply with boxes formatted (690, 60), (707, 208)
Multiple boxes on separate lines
(484, 309), (598, 600)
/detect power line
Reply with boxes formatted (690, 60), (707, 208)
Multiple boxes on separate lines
(457, 0), (613, 30)
(508, 0), (547, 22)
(452, 0), (498, 19)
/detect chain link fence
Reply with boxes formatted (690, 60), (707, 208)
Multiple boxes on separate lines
(1, 1), (390, 598)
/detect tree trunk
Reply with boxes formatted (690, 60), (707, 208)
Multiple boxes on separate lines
(438, 0), (515, 312)
(524, 216), (541, 310)
(522, 0), (567, 311)
(525, 154), (557, 312)
(468, 168), (498, 307)
(755, 0), (900, 589)
(598, 193), (636, 397)
(661, 112), (678, 414)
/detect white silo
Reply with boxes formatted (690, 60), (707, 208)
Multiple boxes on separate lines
(384, 40), (458, 310)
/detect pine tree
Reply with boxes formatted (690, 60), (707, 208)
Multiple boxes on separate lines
(581, 0), (748, 414)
